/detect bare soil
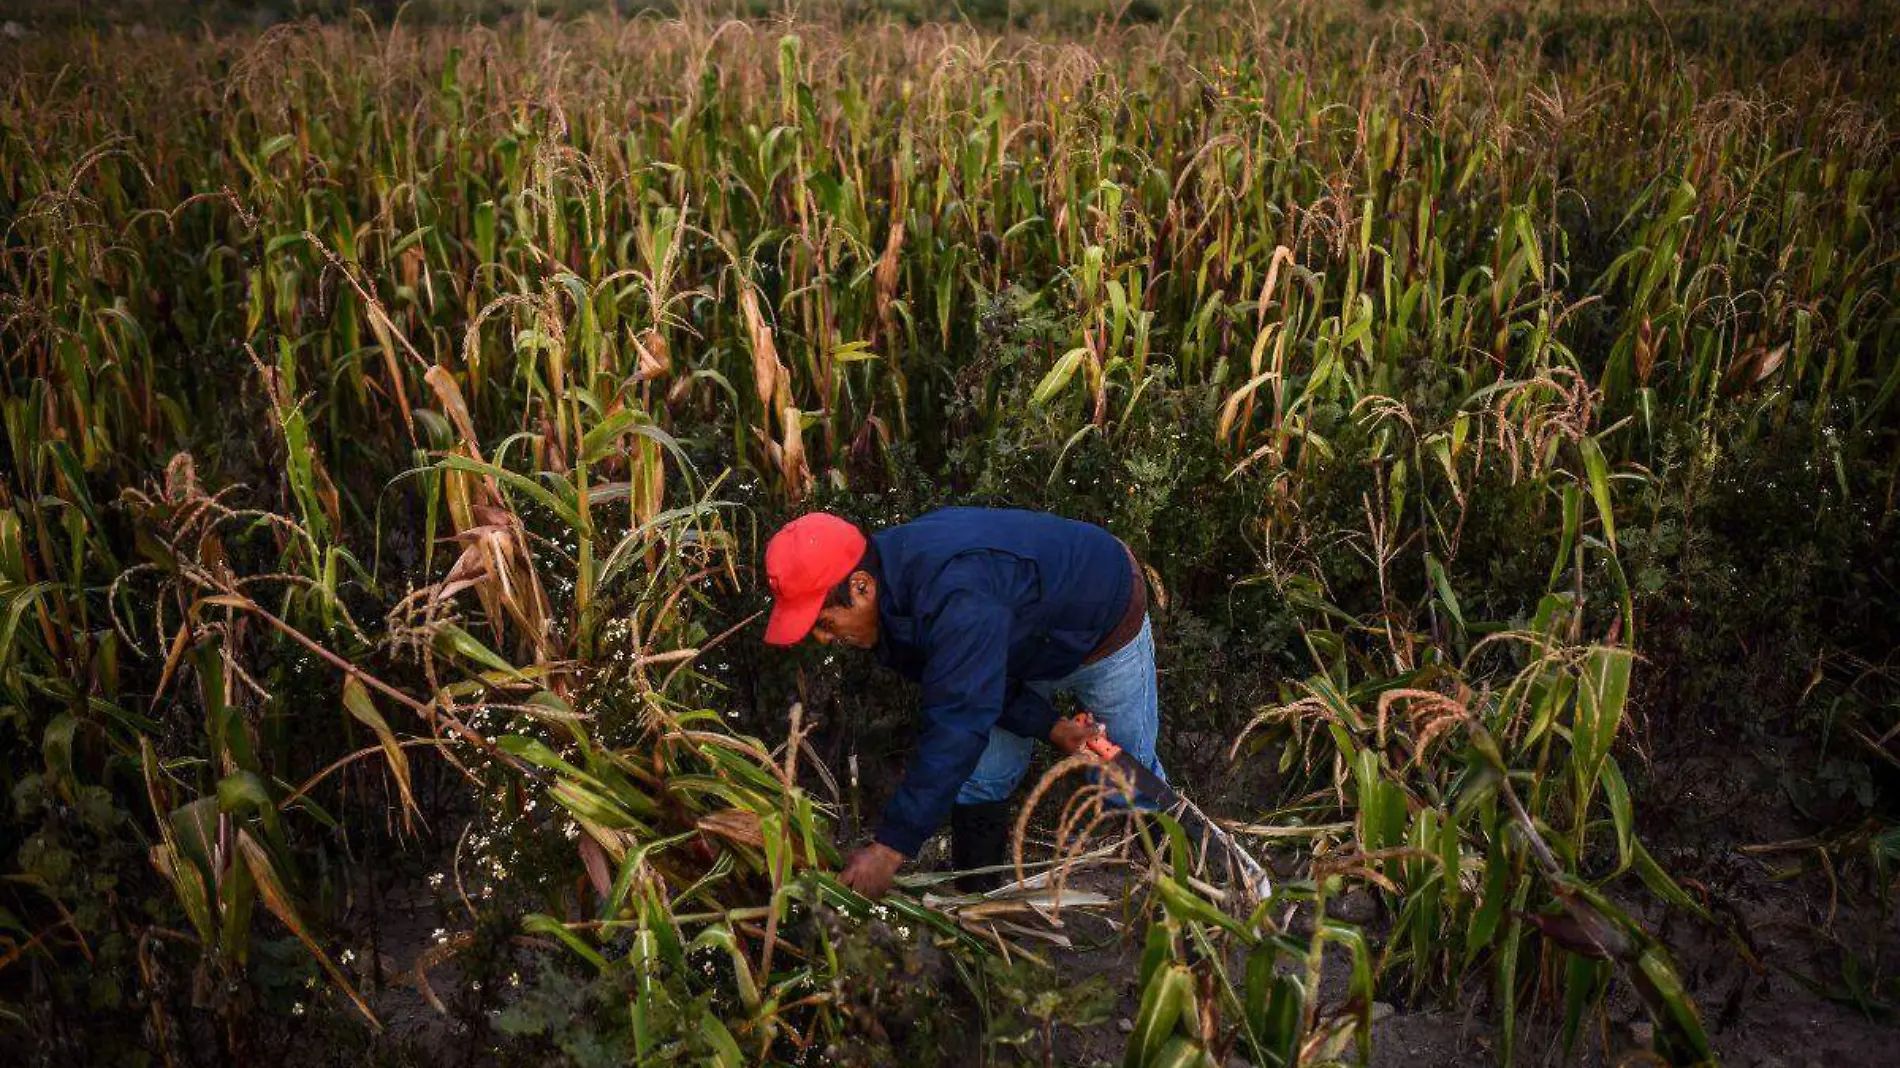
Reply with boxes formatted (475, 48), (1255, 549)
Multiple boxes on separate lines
(1021, 861), (1895, 1068)
(1011, 726), (1900, 1068)
(324, 725), (1897, 1067)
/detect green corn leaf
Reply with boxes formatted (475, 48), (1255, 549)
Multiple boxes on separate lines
(1145, 1035), (1213, 1068)
(167, 796), (222, 881)
(342, 676), (418, 823)
(1524, 671), (1576, 753)
(432, 623), (531, 681)
(579, 407), (643, 466)
(1002, 215), (1045, 242)
(831, 340), (878, 363)
(151, 841), (216, 946)
(435, 454), (583, 532)
(629, 927), (660, 1058)
(601, 832), (693, 922)
(257, 134), (296, 163)
(1242, 946), (1274, 1045)
(1577, 436), (1617, 549)
(1031, 347), (1092, 408)
(1573, 646), (1632, 809)
(43, 442), (112, 565)
(1319, 920), (1377, 1015)
(215, 770), (273, 816)
(1602, 756), (1634, 872)
(1408, 829), (1444, 962)
(237, 830), (379, 1028)
(1465, 815), (1510, 966)
(1153, 875), (1249, 939)
(551, 779), (643, 831)
(1636, 947), (1712, 1062)
(1632, 839), (1715, 923)
(1424, 552), (1466, 639)
(389, 224), (433, 258)
(1562, 953), (1605, 1053)
(1438, 807), (1463, 912)
(1124, 963), (1194, 1068)
(219, 839), (257, 967)
(0, 582), (49, 682)
(523, 913), (610, 973)
(1496, 876), (1533, 1065)
(642, 881), (687, 969)
(1252, 972), (1304, 1068)
(689, 924), (761, 1011)
(1549, 484), (1581, 590)
(1136, 915), (1172, 993)
(1513, 208), (1545, 286)
(699, 1013), (745, 1068)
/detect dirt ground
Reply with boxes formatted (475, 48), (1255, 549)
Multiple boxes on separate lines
(1022, 862), (1895, 1068)
(1015, 726), (1900, 1068)
(336, 727), (1896, 1067)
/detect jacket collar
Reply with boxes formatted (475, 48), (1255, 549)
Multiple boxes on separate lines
(875, 610), (916, 665)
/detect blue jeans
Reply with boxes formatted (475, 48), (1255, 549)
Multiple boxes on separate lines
(955, 614), (1168, 805)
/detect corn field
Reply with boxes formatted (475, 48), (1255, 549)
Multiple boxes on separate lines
(2, 1), (1896, 1065)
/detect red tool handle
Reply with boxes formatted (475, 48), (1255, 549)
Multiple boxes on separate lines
(1072, 712), (1122, 762)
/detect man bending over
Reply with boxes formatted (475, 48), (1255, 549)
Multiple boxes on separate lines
(762, 507), (1165, 899)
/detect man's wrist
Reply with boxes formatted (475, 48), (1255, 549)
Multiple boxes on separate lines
(864, 841), (907, 863)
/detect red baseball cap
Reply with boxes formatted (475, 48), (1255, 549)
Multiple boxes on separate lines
(763, 512), (868, 646)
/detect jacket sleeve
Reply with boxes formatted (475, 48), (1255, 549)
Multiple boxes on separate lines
(873, 592), (1014, 857)
(997, 682), (1060, 742)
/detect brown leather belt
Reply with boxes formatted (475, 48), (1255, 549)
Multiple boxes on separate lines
(1082, 542), (1147, 664)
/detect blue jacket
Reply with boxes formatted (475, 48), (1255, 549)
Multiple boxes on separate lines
(868, 507), (1134, 856)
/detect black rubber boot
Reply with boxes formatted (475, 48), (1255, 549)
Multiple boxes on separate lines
(949, 800), (1014, 894)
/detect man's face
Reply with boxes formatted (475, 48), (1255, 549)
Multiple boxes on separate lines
(810, 570), (880, 649)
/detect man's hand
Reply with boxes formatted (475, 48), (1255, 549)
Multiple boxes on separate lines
(839, 842), (907, 900)
(1048, 715), (1102, 756)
